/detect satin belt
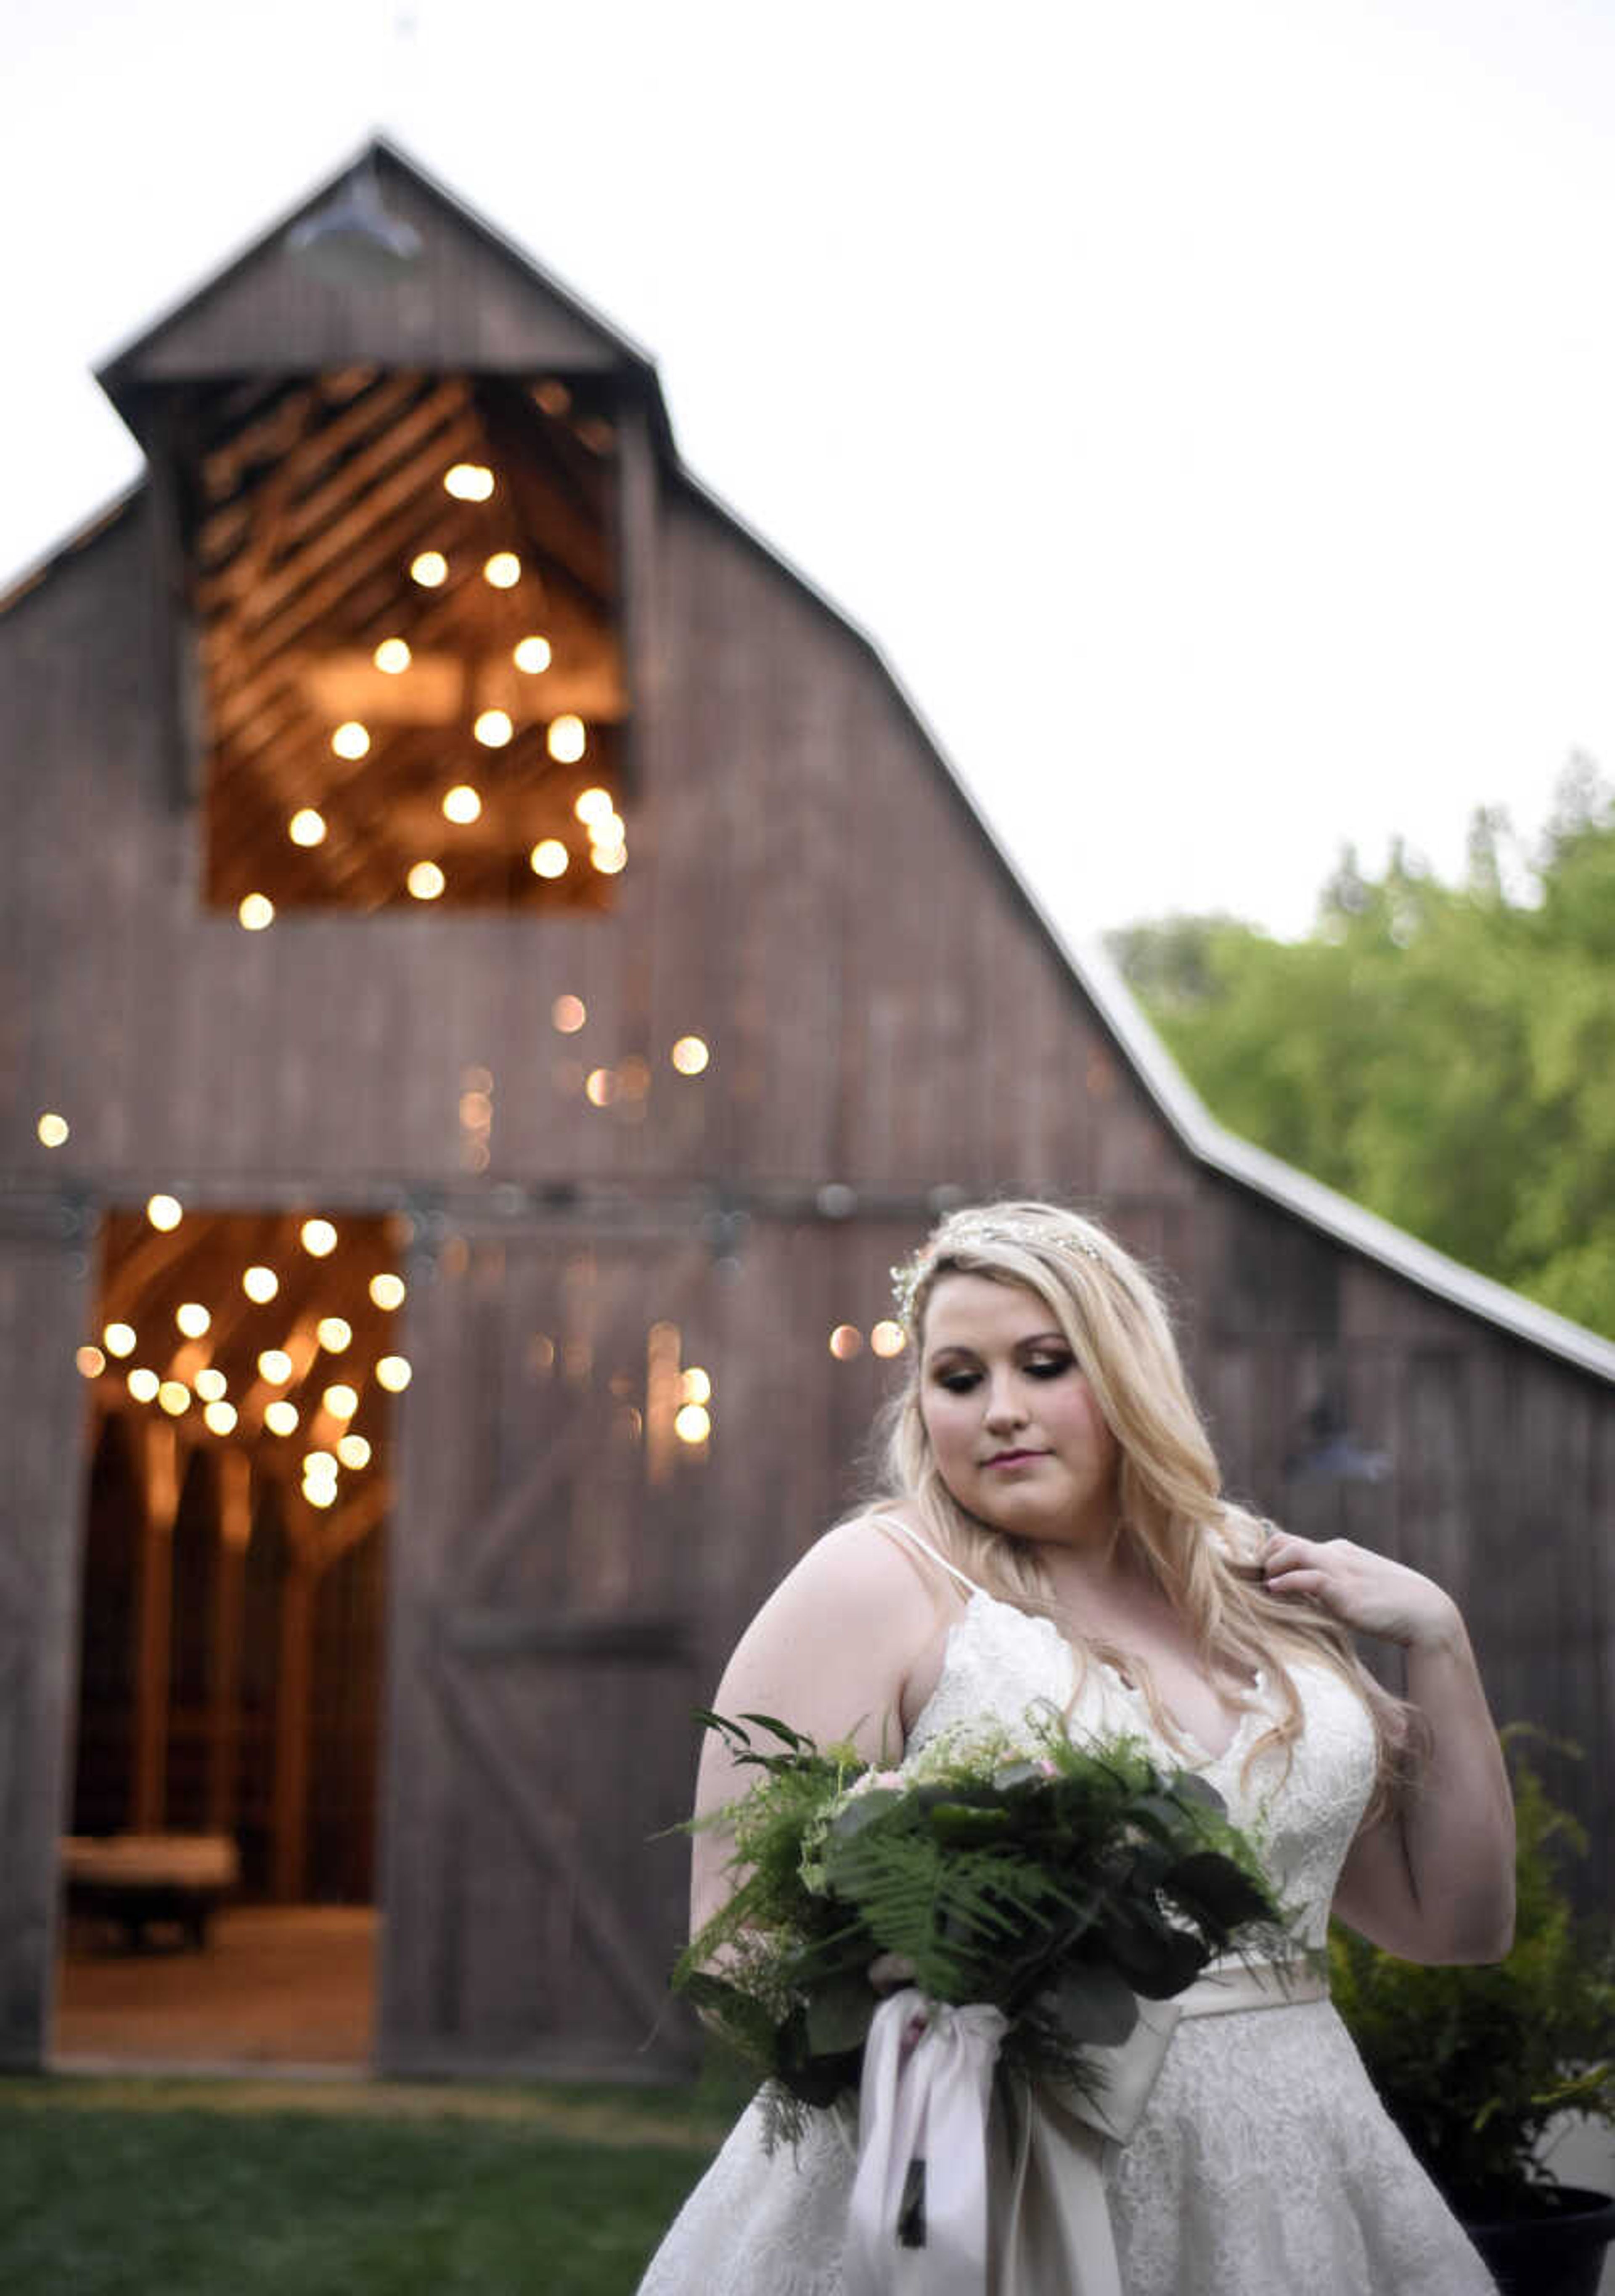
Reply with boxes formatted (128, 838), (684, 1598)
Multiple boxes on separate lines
(844, 1962), (1328, 2296)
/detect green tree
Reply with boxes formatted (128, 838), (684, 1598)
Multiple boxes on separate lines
(1107, 763), (1615, 1340)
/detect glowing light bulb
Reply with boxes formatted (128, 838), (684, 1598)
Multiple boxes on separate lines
(337, 1433), (372, 1469)
(444, 463), (494, 501)
(194, 1368), (228, 1402)
(322, 1383), (359, 1419)
(829, 1325), (863, 1360)
(590, 845), (627, 876)
(242, 1264), (278, 1303)
(671, 1035), (710, 1076)
(473, 709), (512, 748)
(674, 1403), (711, 1445)
(158, 1381), (191, 1418)
(103, 1322), (137, 1358)
(530, 840), (569, 879)
(289, 808), (327, 846)
(37, 1111), (69, 1147)
(77, 1345), (106, 1378)
(483, 552), (521, 589)
(146, 1193), (182, 1232)
(304, 1479), (337, 1510)
(442, 784), (482, 824)
(408, 861), (446, 899)
(127, 1367), (159, 1403)
(411, 551), (448, 587)
(680, 1367), (711, 1405)
(369, 1273), (406, 1311)
(265, 1400), (299, 1436)
(204, 1400), (238, 1436)
(374, 637), (412, 674)
(552, 994), (585, 1033)
(303, 1450), (338, 1480)
(548, 714), (586, 764)
(331, 722), (370, 761)
(513, 635), (551, 673)
(239, 894), (275, 931)
(300, 1218), (338, 1257)
(574, 787), (613, 827)
(585, 1068), (617, 1108)
(175, 1302), (211, 1338)
(376, 1354), (412, 1392)
(316, 1317), (352, 1353)
(871, 1321), (907, 1358)
(258, 1349), (293, 1384)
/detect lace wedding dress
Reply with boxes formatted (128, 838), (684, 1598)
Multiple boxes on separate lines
(638, 1566), (1497, 2296)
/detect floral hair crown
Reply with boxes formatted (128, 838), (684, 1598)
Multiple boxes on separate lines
(890, 1215), (1105, 1325)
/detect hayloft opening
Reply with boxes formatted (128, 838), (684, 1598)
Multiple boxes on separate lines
(55, 1207), (405, 2067)
(187, 369), (628, 917)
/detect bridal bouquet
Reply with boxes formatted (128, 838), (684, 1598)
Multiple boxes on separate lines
(674, 1702), (1292, 2151)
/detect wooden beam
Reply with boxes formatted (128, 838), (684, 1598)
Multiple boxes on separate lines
(207, 1446), (252, 1835)
(130, 1419), (181, 1832)
(270, 1547), (315, 1902)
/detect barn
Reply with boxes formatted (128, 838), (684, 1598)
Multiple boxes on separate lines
(2, 139), (1610, 2080)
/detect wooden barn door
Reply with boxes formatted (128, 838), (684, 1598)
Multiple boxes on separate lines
(376, 1219), (711, 2078)
(0, 1202), (94, 2069)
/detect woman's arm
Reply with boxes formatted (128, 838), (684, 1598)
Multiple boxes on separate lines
(1262, 1532), (1515, 1965)
(688, 1517), (950, 1940)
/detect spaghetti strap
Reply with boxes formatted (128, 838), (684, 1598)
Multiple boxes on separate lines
(871, 1513), (988, 1600)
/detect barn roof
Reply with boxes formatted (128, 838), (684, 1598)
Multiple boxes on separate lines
(7, 139), (1612, 1386)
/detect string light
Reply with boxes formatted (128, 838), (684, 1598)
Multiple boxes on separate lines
(242, 1264), (278, 1303)
(103, 1322), (137, 1357)
(331, 722), (371, 760)
(473, 709), (512, 748)
(674, 1402), (711, 1445)
(146, 1194), (183, 1232)
(408, 861), (446, 899)
(77, 1345), (106, 1378)
(871, 1321), (907, 1358)
(374, 637), (412, 673)
(289, 808), (328, 846)
(552, 994), (585, 1032)
(322, 1384), (359, 1418)
(443, 463), (494, 501)
(127, 1368), (159, 1403)
(585, 1068), (617, 1108)
(37, 1112), (69, 1147)
(317, 1317), (352, 1352)
(369, 1273), (406, 1310)
(204, 1400), (238, 1436)
(195, 1368), (228, 1402)
(680, 1367), (711, 1405)
(574, 788), (613, 826)
(175, 1302), (211, 1338)
(591, 845), (627, 876)
(829, 1325), (863, 1360)
(258, 1349), (293, 1384)
(239, 894), (275, 931)
(300, 1218), (338, 1257)
(514, 635), (551, 673)
(157, 1381), (191, 1418)
(265, 1400), (299, 1436)
(410, 551), (448, 587)
(375, 1355), (412, 1392)
(442, 785), (482, 824)
(671, 1036), (710, 1075)
(483, 552), (521, 589)
(530, 840), (569, 879)
(548, 715), (586, 764)
(337, 1433), (372, 1469)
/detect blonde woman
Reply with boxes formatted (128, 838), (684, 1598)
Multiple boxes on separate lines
(639, 1202), (1512, 2296)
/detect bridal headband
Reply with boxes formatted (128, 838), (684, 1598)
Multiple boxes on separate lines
(890, 1212), (1105, 1324)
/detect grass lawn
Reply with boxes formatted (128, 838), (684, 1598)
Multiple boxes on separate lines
(0, 2074), (739, 2296)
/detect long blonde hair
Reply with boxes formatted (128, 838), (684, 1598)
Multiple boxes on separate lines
(868, 1200), (1415, 1815)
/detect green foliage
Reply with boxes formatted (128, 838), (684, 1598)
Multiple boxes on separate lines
(1328, 1735), (1615, 2217)
(1107, 762), (1615, 1339)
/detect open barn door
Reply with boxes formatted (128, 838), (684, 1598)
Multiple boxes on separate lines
(376, 1217), (711, 2078)
(0, 1201), (94, 2069)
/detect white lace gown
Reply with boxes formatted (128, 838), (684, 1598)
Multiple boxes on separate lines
(638, 1587), (1497, 2296)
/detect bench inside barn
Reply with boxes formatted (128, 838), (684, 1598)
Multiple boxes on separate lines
(61, 1835), (241, 1952)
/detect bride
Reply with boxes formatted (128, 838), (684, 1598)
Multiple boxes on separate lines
(638, 1201), (1513, 2295)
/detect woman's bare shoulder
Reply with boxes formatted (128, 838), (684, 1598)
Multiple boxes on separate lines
(771, 1507), (945, 1617)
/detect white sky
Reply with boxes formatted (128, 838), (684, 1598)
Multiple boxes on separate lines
(5, 0), (1615, 938)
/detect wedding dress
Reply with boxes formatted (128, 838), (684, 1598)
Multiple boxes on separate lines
(638, 1541), (1496, 2296)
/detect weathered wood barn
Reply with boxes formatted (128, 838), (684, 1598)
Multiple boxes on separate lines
(2, 140), (1611, 2078)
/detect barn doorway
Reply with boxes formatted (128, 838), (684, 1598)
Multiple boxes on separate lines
(54, 1205), (407, 2069)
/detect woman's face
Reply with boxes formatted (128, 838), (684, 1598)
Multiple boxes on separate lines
(918, 1272), (1120, 1549)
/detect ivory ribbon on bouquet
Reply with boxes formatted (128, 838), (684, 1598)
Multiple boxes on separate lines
(842, 1962), (1326, 2296)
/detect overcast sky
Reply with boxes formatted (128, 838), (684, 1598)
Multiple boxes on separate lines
(5, 0), (1613, 938)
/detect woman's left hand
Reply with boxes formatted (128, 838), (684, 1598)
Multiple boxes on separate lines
(1262, 1532), (1461, 1650)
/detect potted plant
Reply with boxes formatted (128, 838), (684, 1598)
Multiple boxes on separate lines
(1330, 1732), (1615, 2296)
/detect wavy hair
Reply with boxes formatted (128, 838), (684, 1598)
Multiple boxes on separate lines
(863, 1200), (1416, 1816)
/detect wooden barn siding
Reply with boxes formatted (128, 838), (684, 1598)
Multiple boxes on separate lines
(0, 1217), (93, 2066)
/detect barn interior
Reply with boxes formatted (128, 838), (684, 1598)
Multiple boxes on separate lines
(179, 365), (629, 918)
(56, 1206), (405, 2066)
